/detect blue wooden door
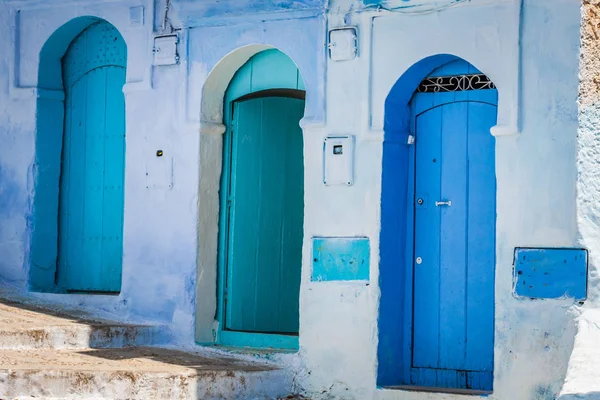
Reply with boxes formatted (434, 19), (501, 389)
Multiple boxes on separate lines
(409, 65), (497, 390)
(57, 21), (126, 293)
(225, 95), (304, 335)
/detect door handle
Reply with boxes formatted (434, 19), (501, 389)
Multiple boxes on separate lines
(435, 200), (452, 207)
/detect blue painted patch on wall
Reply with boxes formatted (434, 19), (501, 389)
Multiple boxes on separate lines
(513, 247), (588, 301)
(312, 237), (370, 282)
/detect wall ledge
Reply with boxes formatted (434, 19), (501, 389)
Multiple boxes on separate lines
(299, 116), (325, 130)
(199, 121), (226, 135)
(491, 124), (519, 137)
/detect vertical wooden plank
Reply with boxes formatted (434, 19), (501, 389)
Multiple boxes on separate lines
(57, 93), (73, 281)
(81, 67), (107, 290)
(438, 102), (469, 370)
(227, 99), (263, 331)
(466, 371), (493, 391)
(412, 106), (442, 368)
(64, 78), (88, 290)
(278, 97), (304, 333)
(102, 66), (126, 291)
(253, 97), (285, 331)
(465, 101), (497, 372)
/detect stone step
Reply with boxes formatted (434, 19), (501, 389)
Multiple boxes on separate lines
(0, 298), (166, 350)
(0, 347), (292, 400)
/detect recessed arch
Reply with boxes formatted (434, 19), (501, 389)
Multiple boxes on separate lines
(195, 47), (306, 348)
(378, 54), (498, 391)
(199, 44), (306, 134)
(30, 17), (127, 293)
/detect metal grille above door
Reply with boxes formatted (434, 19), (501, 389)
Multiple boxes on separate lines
(417, 74), (496, 93)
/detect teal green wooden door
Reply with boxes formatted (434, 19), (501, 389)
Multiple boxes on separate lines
(57, 21), (126, 292)
(225, 96), (304, 334)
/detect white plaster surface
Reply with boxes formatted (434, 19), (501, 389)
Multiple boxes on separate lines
(0, 0), (592, 399)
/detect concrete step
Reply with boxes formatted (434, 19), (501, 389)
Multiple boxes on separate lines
(0, 298), (165, 350)
(0, 347), (292, 400)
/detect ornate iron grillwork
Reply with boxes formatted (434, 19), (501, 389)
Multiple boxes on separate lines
(417, 73), (496, 93)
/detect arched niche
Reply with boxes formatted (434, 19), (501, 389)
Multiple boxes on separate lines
(195, 46), (306, 344)
(377, 54), (498, 388)
(30, 17), (127, 292)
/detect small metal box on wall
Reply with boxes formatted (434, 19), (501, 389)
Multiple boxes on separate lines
(323, 135), (355, 186)
(328, 27), (358, 61)
(312, 237), (370, 282)
(153, 34), (179, 66)
(513, 247), (588, 301)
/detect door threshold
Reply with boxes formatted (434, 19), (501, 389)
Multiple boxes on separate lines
(212, 344), (298, 355)
(384, 385), (492, 396)
(65, 290), (120, 296)
(218, 330), (299, 351)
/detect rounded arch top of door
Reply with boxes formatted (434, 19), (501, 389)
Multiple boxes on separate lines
(223, 49), (306, 124)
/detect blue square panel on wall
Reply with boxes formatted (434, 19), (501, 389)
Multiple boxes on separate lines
(312, 237), (370, 282)
(513, 248), (588, 301)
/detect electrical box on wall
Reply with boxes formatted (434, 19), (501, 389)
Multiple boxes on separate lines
(328, 27), (358, 61)
(153, 35), (179, 66)
(146, 149), (173, 189)
(323, 135), (354, 186)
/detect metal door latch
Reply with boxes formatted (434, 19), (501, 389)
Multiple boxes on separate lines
(435, 200), (452, 207)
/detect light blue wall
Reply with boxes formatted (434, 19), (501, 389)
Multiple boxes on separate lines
(0, 0), (324, 343)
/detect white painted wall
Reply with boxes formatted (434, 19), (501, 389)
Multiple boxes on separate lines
(0, 0), (591, 399)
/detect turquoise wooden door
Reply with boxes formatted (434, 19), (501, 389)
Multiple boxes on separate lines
(224, 95), (304, 336)
(57, 21), (126, 293)
(408, 62), (497, 390)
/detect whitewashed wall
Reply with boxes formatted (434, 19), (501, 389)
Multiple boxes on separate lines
(304, 1), (582, 399)
(0, 0), (591, 399)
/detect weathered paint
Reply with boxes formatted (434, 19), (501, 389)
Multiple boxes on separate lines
(311, 237), (370, 282)
(561, 2), (600, 396)
(513, 248), (588, 301)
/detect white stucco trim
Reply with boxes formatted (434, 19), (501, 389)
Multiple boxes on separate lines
(7, 0), (153, 98)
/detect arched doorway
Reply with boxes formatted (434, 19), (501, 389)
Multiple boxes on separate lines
(216, 49), (305, 349)
(378, 57), (497, 392)
(31, 19), (127, 293)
